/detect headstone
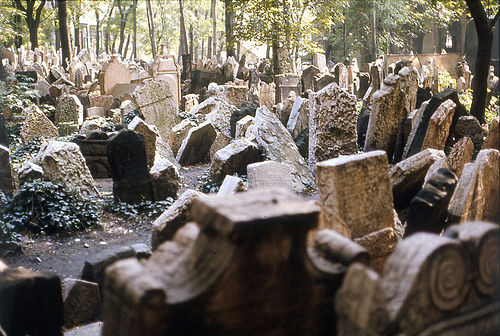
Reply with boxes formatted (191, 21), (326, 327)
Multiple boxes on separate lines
(33, 141), (98, 198)
(275, 74), (301, 104)
(168, 119), (197, 155)
(151, 189), (203, 249)
(0, 145), (14, 195)
(333, 63), (349, 89)
(218, 175), (246, 195)
(253, 106), (315, 192)
(259, 82), (275, 110)
(451, 116), (484, 152)
(247, 161), (293, 190)
(421, 99), (457, 151)
(308, 83), (358, 167)
(55, 95), (84, 134)
(316, 151), (395, 239)
(286, 97), (309, 140)
(90, 95), (114, 112)
(132, 78), (178, 142)
(150, 158), (181, 200)
(235, 115), (255, 138)
(36, 79), (50, 97)
(18, 162), (45, 186)
(204, 99), (236, 138)
(301, 65), (321, 92)
(312, 53), (327, 70)
(390, 148), (446, 209)
(221, 85), (248, 107)
(209, 139), (261, 182)
(176, 121), (217, 165)
(153, 54), (181, 111)
(447, 137), (473, 178)
(357, 72), (371, 99)
(475, 149), (500, 223)
(181, 94), (199, 113)
(106, 129), (153, 203)
(101, 56), (131, 95)
(20, 105), (58, 142)
(482, 117), (499, 150)
(62, 278), (101, 329)
(314, 73), (336, 92)
(405, 168), (458, 237)
(230, 100), (259, 137)
(276, 91), (297, 126)
(72, 132), (111, 178)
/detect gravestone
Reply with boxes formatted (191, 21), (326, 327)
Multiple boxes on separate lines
(253, 106), (315, 192)
(259, 82), (275, 111)
(209, 139), (261, 182)
(235, 115), (255, 138)
(475, 149), (500, 223)
(421, 99), (456, 151)
(314, 73), (336, 92)
(308, 83), (358, 167)
(176, 121), (217, 165)
(333, 63), (349, 89)
(482, 117), (499, 150)
(150, 159), (181, 201)
(153, 54), (181, 112)
(287, 97), (309, 140)
(276, 91), (297, 126)
(132, 78), (178, 142)
(218, 175), (246, 195)
(301, 65), (321, 92)
(72, 132), (111, 178)
(87, 107), (105, 118)
(247, 161), (293, 190)
(168, 119), (197, 155)
(316, 151), (395, 239)
(55, 95), (84, 135)
(0, 145), (14, 195)
(447, 136), (473, 178)
(21, 105), (58, 142)
(275, 74), (301, 104)
(107, 129), (153, 203)
(101, 56), (131, 95)
(357, 72), (370, 99)
(312, 53), (327, 70)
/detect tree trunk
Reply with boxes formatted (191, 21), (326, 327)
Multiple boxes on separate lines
(145, 0), (156, 58)
(225, 0), (235, 57)
(132, 0), (137, 59)
(0, 59), (8, 81)
(123, 34), (130, 59)
(27, 21), (39, 49)
(74, 25), (80, 52)
(211, 0), (217, 59)
(118, 19), (126, 54)
(57, 0), (71, 69)
(105, 0), (116, 54)
(179, 0), (188, 55)
(466, 0), (498, 124)
(95, 9), (100, 55)
(207, 36), (212, 58)
(189, 24), (194, 56)
(370, 0), (377, 61)
(13, 13), (23, 48)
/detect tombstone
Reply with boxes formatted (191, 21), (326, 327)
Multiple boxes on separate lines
(36, 79), (50, 97)
(314, 73), (336, 92)
(102, 188), (352, 336)
(87, 107), (105, 118)
(481, 117), (499, 150)
(33, 141), (99, 198)
(275, 74), (301, 104)
(100, 56), (131, 95)
(286, 97), (309, 140)
(451, 116), (484, 152)
(220, 84), (248, 107)
(235, 115), (255, 138)
(421, 99), (457, 151)
(181, 94), (199, 113)
(128, 116), (162, 168)
(405, 168), (458, 237)
(90, 95), (115, 113)
(369, 63), (382, 91)
(221, 56), (239, 82)
(218, 175), (246, 195)
(132, 78), (178, 142)
(150, 159), (181, 201)
(247, 161), (293, 190)
(474, 149), (500, 223)
(107, 129), (154, 203)
(72, 132), (111, 178)
(356, 106), (371, 149)
(301, 65), (321, 92)
(390, 148), (446, 209)
(230, 100), (259, 138)
(168, 119), (197, 155)
(21, 105), (58, 142)
(308, 83), (358, 167)
(0, 145), (14, 195)
(312, 53), (327, 70)
(209, 138), (261, 182)
(447, 136), (473, 178)
(153, 54), (181, 112)
(55, 95), (84, 135)
(259, 82), (275, 110)
(253, 106), (315, 192)
(316, 150), (395, 239)
(62, 278), (101, 329)
(176, 121), (217, 165)
(0, 115), (8, 147)
(357, 72), (370, 99)
(276, 91), (297, 126)
(333, 63), (349, 90)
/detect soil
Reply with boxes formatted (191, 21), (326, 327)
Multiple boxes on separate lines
(1, 163), (210, 279)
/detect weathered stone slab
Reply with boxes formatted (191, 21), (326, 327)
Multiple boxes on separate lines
(259, 82), (275, 111)
(168, 119), (197, 155)
(220, 85), (248, 107)
(55, 95), (84, 134)
(447, 136), (473, 178)
(354, 228), (397, 273)
(316, 151), (395, 238)
(209, 132), (232, 161)
(18, 162), (45, 185)
(151, 189), (203, 249)
(218, 175), (246, 195)
(405, 168), (458, 237)
(447, 163), (484, 224)
(101, 56), (131, 95)
(0, 145), (14, 195)
(421, 99), (456, 151)
(62, 278), (101, 329)
(390, 148), (445, 209)
(309, 83), (358, 166)
(33, 141), (98, 198)
(475, 149), (499, 223)
(275, 74), (301, 104)
(247, 161), (293, 191)
(86, 107), (105, 118)
(314, 73), (336, 92)
(276, 91), (297, 126)
(235, 115), (254, 138)
(301, 65), (321, 92)
(287, 97), (309, 140)
(482, 117), (499, 150)
(106, 130), (153, 203)
(253, 106), (315, 192)
(209, 138), (261, 183)
(150, 159), (181, 200)
(132, 78), (178, 142)
(176, 121), (217, 165)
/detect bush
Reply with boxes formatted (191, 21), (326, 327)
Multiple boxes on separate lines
(1, 180), (100, 233)
(0, 76), (38, 114)
(104, 197), (174, 219)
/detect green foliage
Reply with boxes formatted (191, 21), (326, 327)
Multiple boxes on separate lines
(1, 180), (100, 234)
(104, 197), (174, 219)
(9, 136), (43, 166)
(123, 108), (140, 124)
(0, 76), (38, 114)
(198, 170), (222, 193)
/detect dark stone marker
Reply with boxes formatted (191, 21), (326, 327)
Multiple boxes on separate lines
(357, 72), (371, 99)
(0, 267), (64, 336)
(73, 131), (111, 178)
(356, 106), (371, 149)
(0, 114), (8, 147)
(416, 86), (432, 109)
(295, 127), (309, 158)
(405, 168), (458, 237)
(230, 100), (259, 137)
(106, 129), (153, 203)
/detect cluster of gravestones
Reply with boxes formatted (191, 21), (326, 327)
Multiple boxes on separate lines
(1, 45), (499, 335)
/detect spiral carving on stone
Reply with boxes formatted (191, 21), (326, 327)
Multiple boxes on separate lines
(429, 247), (469, 311)
(475, 234), (499, 296)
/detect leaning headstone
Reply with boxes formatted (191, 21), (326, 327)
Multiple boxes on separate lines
(209, 139), (261, 182)
(247, 161), (293, 190)
(62, 278), (101, 329)
(0, 145), (14, 195)
(446, 136), (473, 178)
(107, 129), (153, 203)
(287, 97), (309, 140)
(55, 95), (84, 134)
(421, 99), (456, 151)
(253, 106), (315, 192)
(20, 105), (58, 142)
(33, 141), (98, 198)
(128, 116), (161, 168)
(209, 132), (232, 161)
(390, 148), (446, 209)
(86, 106), (105, 118)
(315, 151), (395, 239)
(451, 115), (484, 152)
(405, 168), (458, 237)
(314, 73), (336, 92)
(235, 115), (255, 138)
(168, 119), (197, 155)
(275, 74), (301, 104)
(151, 189), (203, 249)
(482, 117), (499, 150)
(176, 121), (217, 165)
(259, 82), (275, 110)
(218, 175), (246, 195)
(101, 56), (131, 95)
(220, 84), (248, 107)
(475, 149), (500, 223)
(301, 65), (321, 92)
(447, 163), (483, 223)
(333, 63), (349, 89)
(308, 83), (358, 167)
(132, 78), (178, 142)
(150, 158), (181, 200)
(312, 53), (327, 70)
(276, 91), (297, 126)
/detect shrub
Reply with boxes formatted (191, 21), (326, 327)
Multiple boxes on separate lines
(1, 180), (100, 233)
(104, 197), (174, 219)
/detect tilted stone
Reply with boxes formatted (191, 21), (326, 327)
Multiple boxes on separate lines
(447, 163), (484, 224)
(21, 105), (58, 142)
(55, 95), (83, 134)
(168, 119), (197, 155)
(218, 175), (246, 195)
(446, 136), (473, 178)
(482, 117), (499, 150)
(176, 121), (217, 165)
(421, 99), (456, 151)
(235, 115), (254, 138)
(150, 158), (181, 201)
(209, 132), (232, 161)
(475, 149), (499, 223)
(286, 97), (309, 140)
(247, 161), (293, 191)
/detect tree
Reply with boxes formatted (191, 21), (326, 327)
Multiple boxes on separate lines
(225, 0), (235, 57)
(466, 0), (499, 123)
(210, 0), (216, 58)
(116, 0), (134, 55)
(56, 0), (70, 68)
(131, 0), (137, 59)
(13, 0), (48, 49)
(145, 0), (156, 58)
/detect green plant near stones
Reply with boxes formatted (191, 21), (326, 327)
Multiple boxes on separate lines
(9, 136), (43, 167)
(123, 109), (140, 124)
(1, 180), (101, 234)
(198, 170), (223, 193)
(0, 191), (21, 244)
(0, 76), (38, 113)
(103, 197), (174, 219)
